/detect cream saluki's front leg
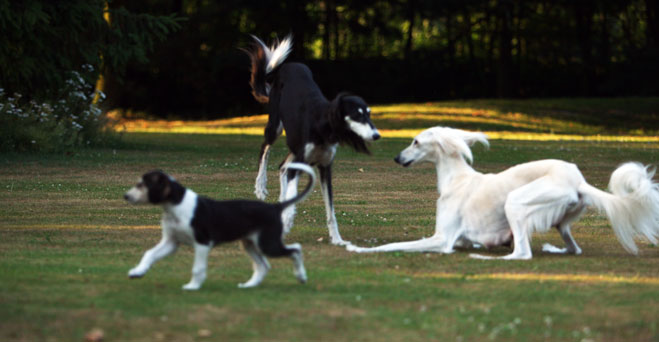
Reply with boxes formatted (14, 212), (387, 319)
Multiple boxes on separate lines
(346, 196), (463, 253)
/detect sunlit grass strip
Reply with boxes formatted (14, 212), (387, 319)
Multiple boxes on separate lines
(119, 126), (266, 135)
(117, 125), (659, 142)
(407, 271), (659, 285)
(110, 110), (659, 142)
(372, 110), (600, 133)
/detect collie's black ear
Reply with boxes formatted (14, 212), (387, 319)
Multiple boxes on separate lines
(143, 170), (171, 204)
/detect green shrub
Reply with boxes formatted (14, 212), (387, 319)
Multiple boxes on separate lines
(0, 66), (115, 152)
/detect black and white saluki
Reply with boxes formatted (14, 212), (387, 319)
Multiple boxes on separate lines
(124, 163), (315, 290)
(245, 34), (380, 245)
(348, 126), (659, 259)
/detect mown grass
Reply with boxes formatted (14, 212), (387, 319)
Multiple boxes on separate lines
(1, 99), (659, 341)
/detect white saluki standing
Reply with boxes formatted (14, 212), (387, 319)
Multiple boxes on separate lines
(348, 127), (659, 259)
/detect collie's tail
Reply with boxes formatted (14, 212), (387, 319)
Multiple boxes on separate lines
(244, 34), (293, 103)
(278, 162), (316, 210)
(578, 162), (659, 254)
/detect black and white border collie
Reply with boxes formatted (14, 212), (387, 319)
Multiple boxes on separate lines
(245, 34), (380, 246)
(124, 163), (316, 290)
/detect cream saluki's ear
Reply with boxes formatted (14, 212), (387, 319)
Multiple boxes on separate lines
(459, 130), (489, 148)
(428, 127), (474, 163)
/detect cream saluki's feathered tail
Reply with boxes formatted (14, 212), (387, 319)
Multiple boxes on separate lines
(578, 162), (659, 254)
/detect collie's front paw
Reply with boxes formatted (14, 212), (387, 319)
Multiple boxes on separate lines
(182, 282), (201, 291)
(238, 281), (260, 288)
(128, 268), (145, 279)
(295, 269), (307, 284)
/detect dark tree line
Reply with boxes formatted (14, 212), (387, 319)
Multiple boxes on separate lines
(60, 1), (659, 117)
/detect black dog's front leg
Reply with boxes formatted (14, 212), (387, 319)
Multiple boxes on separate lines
(319, 165), (347, 245)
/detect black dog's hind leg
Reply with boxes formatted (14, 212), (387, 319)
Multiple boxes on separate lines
(255, 117), (284, 200)
(319, 165), (347, 245)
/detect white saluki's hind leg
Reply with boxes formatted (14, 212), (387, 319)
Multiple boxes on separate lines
(471, 177), (578, 260)
(543, 193), (586, 255)
(542, 214), (585, 255)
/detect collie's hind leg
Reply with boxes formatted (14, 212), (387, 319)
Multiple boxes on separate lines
(239, 236), (271, 288)
(255, 121), (283, 200)
(257, 229), (307, 284)
(286, 243), (307, 283)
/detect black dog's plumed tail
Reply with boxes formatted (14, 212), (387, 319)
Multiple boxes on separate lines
(278, 162), (316, 210)
(244, 34), (293, 104)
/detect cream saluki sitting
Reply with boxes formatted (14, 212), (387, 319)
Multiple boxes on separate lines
(347, 127), (659, 260)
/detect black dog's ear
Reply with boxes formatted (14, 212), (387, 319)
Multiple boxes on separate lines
(328, 92), (351, 132)
(143, 170), (171, 204)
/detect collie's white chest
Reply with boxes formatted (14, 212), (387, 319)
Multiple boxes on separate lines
(161, 190), (198, 244)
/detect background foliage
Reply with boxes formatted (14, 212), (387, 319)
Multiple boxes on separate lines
(0, 0), (182, 151)
(104, 0), (659, 118)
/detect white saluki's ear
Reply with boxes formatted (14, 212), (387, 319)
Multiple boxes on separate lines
(459, 131), (489, 148)
(429, 127), (487, 164)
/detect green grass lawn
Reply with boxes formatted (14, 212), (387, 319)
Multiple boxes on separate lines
(1, 99), (659, 341)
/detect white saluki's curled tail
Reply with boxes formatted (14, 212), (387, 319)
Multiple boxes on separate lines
(579, 162), (659, 254)
(278, 162), (316, 210)
(245, 34), (293, 103)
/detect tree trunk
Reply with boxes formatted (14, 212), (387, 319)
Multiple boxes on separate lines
(465, 10), (475, 66)
(404, 0), (416, 61)
(496, 0), (513, 98)
(322, 0), (332, 60)
(288, 0), (306, 59)
(646, 0), (659, 47)
(574, 2), (594, 95)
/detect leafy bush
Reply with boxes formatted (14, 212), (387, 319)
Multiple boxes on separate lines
(0, 66), (115, 152)
(0, 0), (182, 152)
